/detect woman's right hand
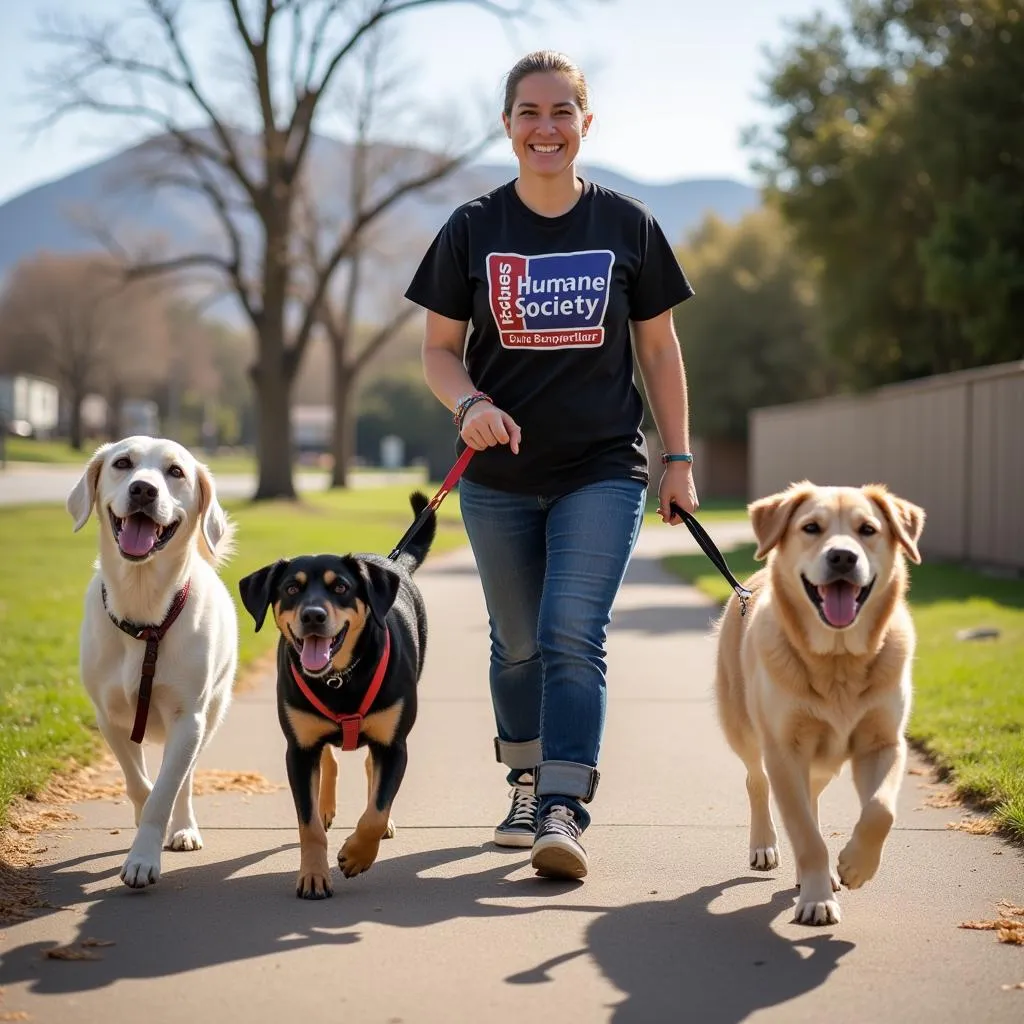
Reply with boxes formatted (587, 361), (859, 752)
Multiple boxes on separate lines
(461, 401), (521, 454)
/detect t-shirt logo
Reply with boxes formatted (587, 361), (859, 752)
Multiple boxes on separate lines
(486, 250), (615, 349)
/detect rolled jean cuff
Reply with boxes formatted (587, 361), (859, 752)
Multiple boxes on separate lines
(494, 736), (542, 771)
(535, 760), (601, 804)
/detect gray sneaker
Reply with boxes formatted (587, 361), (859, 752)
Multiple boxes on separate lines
(493, 774), (538, 848)
(531, 805), (588, 879)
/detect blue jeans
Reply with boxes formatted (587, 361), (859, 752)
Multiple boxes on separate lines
(458, 476), (646, 830)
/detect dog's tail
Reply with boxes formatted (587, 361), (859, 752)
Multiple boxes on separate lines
(394, 491), (437, 574)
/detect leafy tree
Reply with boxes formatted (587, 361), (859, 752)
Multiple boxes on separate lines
(673, 208), (834, 442)
(750, 0), (1024, 386)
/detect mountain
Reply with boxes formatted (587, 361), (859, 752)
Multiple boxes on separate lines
(0, 133), (759, 303)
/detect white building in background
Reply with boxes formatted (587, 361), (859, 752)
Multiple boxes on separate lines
(0, 374), (60, 437)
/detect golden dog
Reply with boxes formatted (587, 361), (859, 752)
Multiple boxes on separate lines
(714, 481), (925, 925)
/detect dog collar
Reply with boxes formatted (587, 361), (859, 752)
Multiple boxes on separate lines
(289, 626), (391, 752)
(101, 580), (192, 744)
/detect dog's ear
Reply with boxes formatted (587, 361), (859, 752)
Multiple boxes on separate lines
(358, 560), (401, 627)
(863, 485), (926, 565)
(237, 560), (288, 632)
(66, 444), (111, 532)
(749, 481), (816, 561)
(195, 460), (232, 562)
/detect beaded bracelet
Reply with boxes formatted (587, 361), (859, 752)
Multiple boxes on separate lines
(454, 391), (492, 431)
(660, 452), (694, 464)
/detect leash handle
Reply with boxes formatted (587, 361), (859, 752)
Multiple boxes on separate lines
(669, 501), (753, 615)
(388, 447), (476, 561)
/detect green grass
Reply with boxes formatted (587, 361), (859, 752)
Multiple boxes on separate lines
(641, 492), (747, 524)
(0, 485), (467, 827)
(662, 544), (1024, 842)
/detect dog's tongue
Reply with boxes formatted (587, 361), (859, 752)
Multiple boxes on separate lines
(301, 635), (333, 672)
(119, 514), (158, 557)
(820, 581), (858, 628)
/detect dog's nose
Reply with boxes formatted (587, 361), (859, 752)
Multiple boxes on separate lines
(300, 606), (328, 629)
(129, 480), (159, 504)
(827, 547), (859, 573)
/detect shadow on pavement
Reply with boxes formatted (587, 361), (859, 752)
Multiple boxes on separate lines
(509, 877), (854, 1023)
(0, 842), (599, 995)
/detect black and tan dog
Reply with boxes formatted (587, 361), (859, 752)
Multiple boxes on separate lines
(238, 493), (436, 899)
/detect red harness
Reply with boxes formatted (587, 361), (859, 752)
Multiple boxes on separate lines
(102, 580), (192, 744)
(289, 627), (391, 751)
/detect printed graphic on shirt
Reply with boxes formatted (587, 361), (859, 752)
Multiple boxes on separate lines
(486, 250), (615, 349)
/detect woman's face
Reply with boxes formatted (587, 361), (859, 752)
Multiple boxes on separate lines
(503, 71), (592, 179)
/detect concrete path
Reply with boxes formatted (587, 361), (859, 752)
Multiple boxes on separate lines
(0, 521), (1021, 1023)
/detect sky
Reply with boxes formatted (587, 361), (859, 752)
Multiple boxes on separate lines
(0, 0), (845, 206)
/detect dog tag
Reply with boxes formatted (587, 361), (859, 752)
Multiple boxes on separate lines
(325, 676), (344, 689)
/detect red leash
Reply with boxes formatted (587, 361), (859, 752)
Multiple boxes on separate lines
(387, 446), (475, 561)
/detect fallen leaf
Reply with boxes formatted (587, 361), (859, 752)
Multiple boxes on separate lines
(1001, 982), (1024, 991)
(997, 901), (1024, 917)
(43, 944), (101, 961)
(946, 818), (998, 835)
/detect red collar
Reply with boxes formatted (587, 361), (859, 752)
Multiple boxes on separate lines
(289, 626), (391, 751)
(101, 580), (192, 744)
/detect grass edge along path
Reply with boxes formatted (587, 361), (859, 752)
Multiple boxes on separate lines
(662, 541), (1024, 845)
(0, 484), (467, 830)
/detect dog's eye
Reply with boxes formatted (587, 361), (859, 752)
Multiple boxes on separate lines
(859, 523), (877, 537)
(285, 583), (301, 596)
(333, 582), (349, 595)
(802, 522), (821, 535)
(113, 456), (132, 470)
(167, 465), (185, 479)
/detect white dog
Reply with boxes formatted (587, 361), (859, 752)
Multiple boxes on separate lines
(67, 436), (238, 889)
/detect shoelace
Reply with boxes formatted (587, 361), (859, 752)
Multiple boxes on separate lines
(507, 785), (538, 828)
(538, 805), (580, 838)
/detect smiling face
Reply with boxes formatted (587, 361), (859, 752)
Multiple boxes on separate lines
(503, 70), (592, 180)
(272, 557), (368, 677)
(749, 483), (925, 638)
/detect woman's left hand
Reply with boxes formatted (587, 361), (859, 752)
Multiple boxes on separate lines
(657, 463), (699, 524)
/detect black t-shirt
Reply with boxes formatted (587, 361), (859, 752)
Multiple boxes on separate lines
(404, 178), (694, 495)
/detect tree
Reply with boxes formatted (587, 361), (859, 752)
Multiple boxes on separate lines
(673, 208), (835, 442)
(36, 0), (587, 499)
(749, 0), (1024, 387)
(0, 253), (168, 448)
(297, 29), (484, 487)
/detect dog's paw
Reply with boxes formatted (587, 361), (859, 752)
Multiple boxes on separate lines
(120, 852), (161, 889)
(382, 818), (396, 840)
(793, 896), (841, 926)
(321, 808), (335, 831)
(296, 865), (333, 900)
(837, 837), (882, 890)
(121, 828), (162, 888)
(338, 832), (381, 878)
(750, 845), (780, 870)
(167, 827), (204, 852)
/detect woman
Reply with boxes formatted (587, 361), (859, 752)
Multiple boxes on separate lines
(405, 50), (698, 881)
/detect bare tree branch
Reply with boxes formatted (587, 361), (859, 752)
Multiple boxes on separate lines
(352, 302), (419, 374)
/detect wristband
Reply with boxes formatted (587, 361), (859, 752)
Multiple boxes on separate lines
(660, 452), (693, 464)
(455, 393), (492, 431)
(452, 390), (490, 426)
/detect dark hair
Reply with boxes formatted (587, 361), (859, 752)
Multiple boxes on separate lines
(502, 50), (589, 118)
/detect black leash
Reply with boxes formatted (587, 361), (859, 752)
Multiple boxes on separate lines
(669, 501), (753, 615)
